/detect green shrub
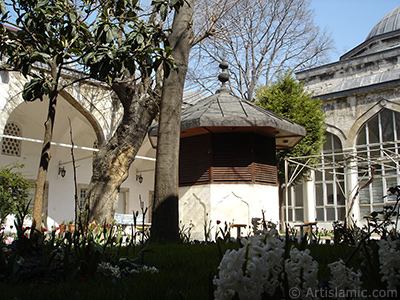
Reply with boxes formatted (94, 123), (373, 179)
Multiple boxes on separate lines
(0, 163), (32, 224)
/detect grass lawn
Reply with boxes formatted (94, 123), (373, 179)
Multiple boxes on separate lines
(1, 240), (371, 300)
(0, 242), (239, 300)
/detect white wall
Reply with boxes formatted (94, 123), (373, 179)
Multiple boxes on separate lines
(179, 183), (279, 241)
(0, 93), (156, 226)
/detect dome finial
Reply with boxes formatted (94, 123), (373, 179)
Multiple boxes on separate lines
(218, 59), (230, 88)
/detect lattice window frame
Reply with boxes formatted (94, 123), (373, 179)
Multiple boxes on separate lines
(1, 121), (22, 157)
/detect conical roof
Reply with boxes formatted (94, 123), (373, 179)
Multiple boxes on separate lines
(148, 63), (306, 149)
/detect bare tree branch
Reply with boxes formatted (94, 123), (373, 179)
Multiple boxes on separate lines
(188, 0), (335, 100)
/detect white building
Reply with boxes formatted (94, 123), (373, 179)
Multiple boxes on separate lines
(3, 5), (399, 236)
(288, 5), (400, 230)
(0, 69), (157, 227)
(0, 62), (305, 239)
(149, 63), (305, 239)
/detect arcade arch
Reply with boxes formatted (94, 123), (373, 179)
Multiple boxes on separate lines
(356, 108), (400, 215)
(284, 108), (400, 228)
(0, 94), (100, 222)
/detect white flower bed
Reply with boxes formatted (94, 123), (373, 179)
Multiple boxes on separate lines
(214, 228), (399, 300)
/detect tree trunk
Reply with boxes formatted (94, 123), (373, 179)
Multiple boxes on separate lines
(32, 94), (57, 232)
(32, 61), (60, 233)
(87, 82), (159, 224)
(151, 0), (194, 242)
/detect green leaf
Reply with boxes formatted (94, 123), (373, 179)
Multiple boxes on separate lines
(106, 29), (114, 43)
(163, 62), (171, 78)
(37, 0), (49, 8)
(170, 0), (179, 7)
(22, 78), (45, 102)
(83, 52), (96, 64)
(160, 4), (168, 21)
(69, 12), (76, 23)
(32, 51), (51, 63)
(0, 0), (6, 15)
(136, 33), (144, 44)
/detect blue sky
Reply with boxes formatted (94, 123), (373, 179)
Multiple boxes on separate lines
(311, 0), (400, 62)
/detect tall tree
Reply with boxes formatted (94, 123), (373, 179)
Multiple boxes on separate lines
(255, 72), (325, 220)
(151, 0), (195, 242)
(84, 0), (234, 227)
(83, 0), (235, 225)
(0, 0), (178, 227)
(81, 0), (176, 224)
(187, 0), (334, 100)
(150, 0), (242, 241)
(0, 0), (91, 232)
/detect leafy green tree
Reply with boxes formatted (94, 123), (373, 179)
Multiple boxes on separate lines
(0, 163), (32, 224)
(0, 0), (185, 229)
(77, 0), (177, 225)
(255, 71), (325, 188)
(0, 0), (217, 241)
(0, 0), (91, 232)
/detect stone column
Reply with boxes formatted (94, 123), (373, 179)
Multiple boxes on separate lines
(303, 171), (316, 223)
(345, 149), (360, 225)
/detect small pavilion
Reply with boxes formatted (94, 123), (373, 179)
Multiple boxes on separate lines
(149, 61), (305, 239)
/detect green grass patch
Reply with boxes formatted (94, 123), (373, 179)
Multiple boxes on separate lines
(1, 241), (391, 299)
(0, 242), (239, 300)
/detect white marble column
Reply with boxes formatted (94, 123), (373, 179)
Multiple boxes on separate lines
(345, 149), (360, 225)
(303, 171), (316, 223)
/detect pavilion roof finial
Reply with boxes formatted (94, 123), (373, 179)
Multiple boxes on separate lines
(217, 59), (230, 93)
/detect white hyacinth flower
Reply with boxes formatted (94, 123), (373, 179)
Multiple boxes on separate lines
(284, 247), (319, 299)
(328, 258), (362, 298)
(378, 239), (400, 290)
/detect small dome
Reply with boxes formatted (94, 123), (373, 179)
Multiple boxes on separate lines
(366, 5), (400, 40)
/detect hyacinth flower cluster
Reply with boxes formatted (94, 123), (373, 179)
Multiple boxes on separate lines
(139, 265), (160, 274)
(328, 259), (362, 292)
(285, 247), (319, 299)
(214, 230), (283, 300)
(214, 228), (320, 300)
(378, 238), (400, 290)
(96, 260), (160, 279)
(97, 261), (122, 279)
(214, 225), (400, 300)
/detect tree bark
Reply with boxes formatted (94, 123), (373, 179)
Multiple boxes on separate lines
(32, 62), (59, 233)
(31, 94), (57, 232)
(150, 0), (195, 242)
(87, 80), (160, 224)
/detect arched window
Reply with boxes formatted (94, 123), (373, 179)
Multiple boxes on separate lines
(356, 109), (400, 215)
(315, 132), (345, 222)
(1, 122), (22, 157)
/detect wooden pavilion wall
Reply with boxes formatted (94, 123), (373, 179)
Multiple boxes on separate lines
(179, 132), (277, 186)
